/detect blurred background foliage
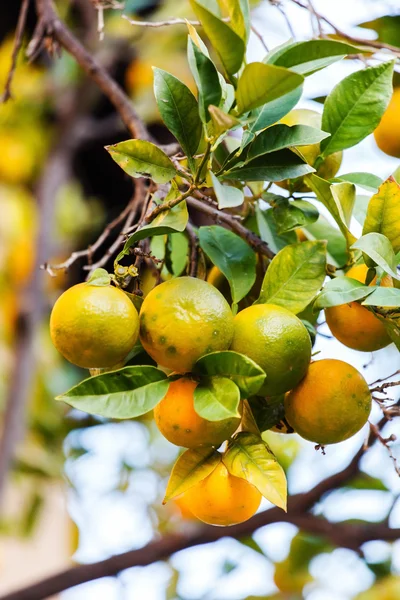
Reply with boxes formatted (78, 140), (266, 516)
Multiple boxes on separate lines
(0, 1), (400, 599)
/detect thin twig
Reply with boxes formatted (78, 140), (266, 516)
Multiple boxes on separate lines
(122, 15), (230, 28)
(250, 24), (269, 52)
(188, 193), (275, 259)
(1, 0), (31, 102)
(186, 222), (199, 277)
(145, 185), (195, 223)
(369, 423), (400, 477)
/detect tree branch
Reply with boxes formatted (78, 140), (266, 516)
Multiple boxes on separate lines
(187, 194), (275, 259)
(34, 0), (149, 140)
(1, 0), (31, 102)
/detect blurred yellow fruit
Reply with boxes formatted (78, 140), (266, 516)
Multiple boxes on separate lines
(374, 88), (400, 158)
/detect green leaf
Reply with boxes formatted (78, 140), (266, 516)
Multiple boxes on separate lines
(106, 140), (177, 184)
(210, 172), (244, 208)
(333, 172), (383, 193)
(163, 447), (221, 503)
(313, 276), (373, 310)
(119, 185), (189, 258)
(255, 206), (297, 254)
(223, 432), (287, 510)
(247, 124), (329, 161)
(305, 175), (357, 247)
(194, 376), (241, 421)
(190, 0), (245, 75)
(345, 472), (388, 492)
(320, 61), (395, 157)
(193, 351), (266, 398)
(187, 37), (222, 123)
(256, 240), (327, 314)
(236, 63), (304, 114)
(361, 287), (400, 307)
(56, 366), (169, 419)
(198, 225), (256, 303)
(273, 198), (319, 234)
(266, 39), (361, 76)
(248, 395), (286, 433)
(153, 68), (202, 166)
(247, 86), (303, 135)
(353, 195), (370, 227)
(352, 233), (400, 280)
(86, 268), (111, 286)
(363, 176), (400, 255)
(304, 215), (348, 267)
(222, 149), (314, 182)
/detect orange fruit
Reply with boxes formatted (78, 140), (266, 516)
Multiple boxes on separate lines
(230, 304), (311, 395)
(325, 264), (392, 352)
(154, 377), (241, 448)
(285, 359), (371, 445)
(139, 277), (234, 373)
(181, 461), (261, 526)
(173, 495), (196, 520)
(374, 87), (400, 158)
(50, 282), (139, 369)
(276, 109), (342, 192)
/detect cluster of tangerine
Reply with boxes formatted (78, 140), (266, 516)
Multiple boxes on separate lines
(50, 273), (373, 526)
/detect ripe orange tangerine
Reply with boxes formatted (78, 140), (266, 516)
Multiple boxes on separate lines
(154, 378), (241, 448)
(181, 462), (261, 526)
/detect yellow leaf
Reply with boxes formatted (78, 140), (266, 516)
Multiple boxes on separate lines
(223, 432), (287, 511)
(363, 176), (400, 255)
(163, 447), (221, 504)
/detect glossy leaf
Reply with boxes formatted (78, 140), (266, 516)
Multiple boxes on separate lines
(194, 376), (241, 421)
(363, 177), (400, 254)
(265, 39), (361, 76)
(247, 86), (303, 135)
(56, 366), (169, 419)
(194, 351), (266, 398)
(210, 172), (244, 209)
(256, 240), (327, 314)
(236, 63), (304, 114)
(273, 198), (319, 234)
(352, 233), (400, 280)
(255, 206), (297, 254)
(248, 124), (329, 161)
(361, 287), (400, 307)
(320, 61), (395, 157)
(153, 68), (202, 164)
(313, 276), (373, 310)
(187, 37), (222, 123)
(223, 432), (287, 511)
(304, 215), (348, 267)
(163, 447), (221, 503)
(198, 225), (256, 303)
(106, 140), (176, 184)
(190, 0), (245, 75)
(305, 175), (357, 247)
(222, 149), (314, 182)
(333, 172), (383, 193)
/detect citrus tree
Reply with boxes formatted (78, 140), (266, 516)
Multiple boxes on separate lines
(1, 1), (400, 599)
